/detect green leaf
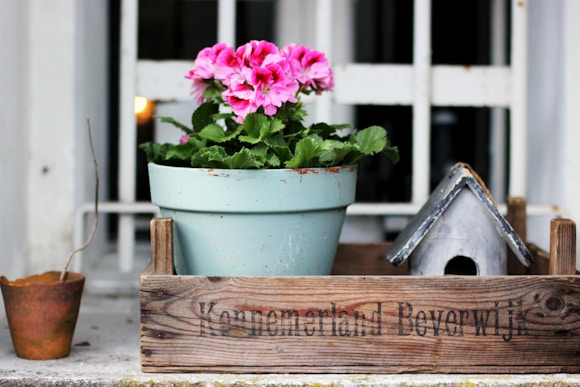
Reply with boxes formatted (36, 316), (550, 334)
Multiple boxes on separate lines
(319, 140), (356, 166)
(264, 133), (287, 148)
(268, 118), (285, 136)
(262, 135), (290, 163)
(265, 153), (281, 168)
(239, 113), (285, 145)
(199, 123), (240, 143)
(188, 136), (207, 150)
(155, 116), (192, 134)
(354, 126), (388, 154)
(283, 119), (309, 138)
(191, 102), (219, 132)
(139, 142), (192, 167)
(165, 143), (198, 161)
(251, 144), (282, 168)
(190, 146), (265, 169)
(190, 146), (230, 168)
(239, 113), (269, 144)
(309, 122), (349, 139)
(383, 144), (400, 164)
(273, 101), (307, 124)
(141, 94), (400, 169)
(225, 148), (264, 169)
(352, 125), (399, 164)
(284, 135), (323, 168)
(139, 142), (162, 163)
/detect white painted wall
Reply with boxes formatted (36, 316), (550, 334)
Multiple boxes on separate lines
(1, 0), (579, 277)
(527, 0), (580, 270)
(26, 1), (79, 273)
(0, 0), (108, 278)
(526, 1), (564, 254)
(73, 0), (110, 265)
(0, 0), (29, 280)
(562, 0), (580, 272)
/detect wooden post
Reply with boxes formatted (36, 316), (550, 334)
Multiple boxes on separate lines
(549, 218), (576, 275)
(506, 197), (527, 242)
(506, 197), (527, 274)
(150, 218), (174, 275)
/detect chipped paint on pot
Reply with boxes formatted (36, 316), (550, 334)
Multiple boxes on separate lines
(148, 163), (358, 275)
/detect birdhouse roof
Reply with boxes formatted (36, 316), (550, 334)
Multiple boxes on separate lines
(386, 162), (534, 268)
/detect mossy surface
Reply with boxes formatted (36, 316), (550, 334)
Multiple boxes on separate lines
(115, 377), (579, 387)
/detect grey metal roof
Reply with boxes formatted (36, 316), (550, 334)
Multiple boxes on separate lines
(386, 162), (534, 268)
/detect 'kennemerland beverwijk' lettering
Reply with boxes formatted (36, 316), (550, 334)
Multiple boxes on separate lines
(197, 299), (528, 342)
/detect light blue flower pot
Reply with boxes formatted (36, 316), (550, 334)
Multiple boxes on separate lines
(148, 163), (357, 275)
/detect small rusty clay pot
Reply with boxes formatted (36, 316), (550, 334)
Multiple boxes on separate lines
(0, 271), (85, 360)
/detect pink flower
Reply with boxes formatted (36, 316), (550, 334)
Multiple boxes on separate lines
(184, 40), (333, 122)
(236, 40), (279, 68)
(185, 43), (233, 103)
(214, 46), (241, 82)
(282, 44), (334, 93)
(222, 82), (258, 123)
(184, 69), (210, 103)
(194, 42), (231, 79)
(251, 64), (298, 115)
(303, 51), (334, 92)
(180, 134), (190, 144)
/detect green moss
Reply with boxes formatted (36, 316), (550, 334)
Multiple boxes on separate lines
(116, 377), (578, 387)
(116, 381), (204, 387)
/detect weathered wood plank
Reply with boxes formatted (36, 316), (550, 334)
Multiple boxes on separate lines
(150, 217), (174, 275)
(140, 275), (580, 373)
(527, 243), (550, 275)
(332, 243), (407, 275)
(507, 197), (527, 243)
(507, 197), (528, 275)
(550, 218), (577, 275)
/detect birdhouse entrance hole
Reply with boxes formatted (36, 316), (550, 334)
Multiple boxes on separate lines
(444, 256), (478, 275)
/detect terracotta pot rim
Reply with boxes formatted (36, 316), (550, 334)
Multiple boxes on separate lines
(0, 271), (85, 288)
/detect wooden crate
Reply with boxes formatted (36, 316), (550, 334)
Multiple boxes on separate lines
(140, 203), (580, 374)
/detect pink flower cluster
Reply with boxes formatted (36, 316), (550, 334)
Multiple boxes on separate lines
(185, 40), (334, 123)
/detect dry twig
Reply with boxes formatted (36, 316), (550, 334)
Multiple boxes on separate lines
(60, 119), (99, 282)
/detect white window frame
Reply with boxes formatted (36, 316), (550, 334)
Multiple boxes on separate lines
(74, 0), (566, 274)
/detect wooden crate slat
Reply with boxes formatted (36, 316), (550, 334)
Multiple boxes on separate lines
(140, 217), (579, 373)
(149, 217), (174, 275)
(332, 243), (407, 275)
(507, 197), (528, 275)
(140, 274), (580, 373)
(506, 197), (527, 243)
(550, 218), (577, 275)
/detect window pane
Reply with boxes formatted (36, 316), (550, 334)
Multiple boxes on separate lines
(355, 0), (413, 64)
(138, 0), (218, 60)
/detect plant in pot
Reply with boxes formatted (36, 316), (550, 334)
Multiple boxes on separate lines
(0, 122), (99, 360)
(140, 40), (399, 276)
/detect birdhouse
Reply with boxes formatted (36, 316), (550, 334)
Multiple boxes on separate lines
(386, 163), (534, 276)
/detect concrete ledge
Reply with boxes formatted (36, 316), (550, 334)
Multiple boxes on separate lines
(1, 293), (579, 387)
